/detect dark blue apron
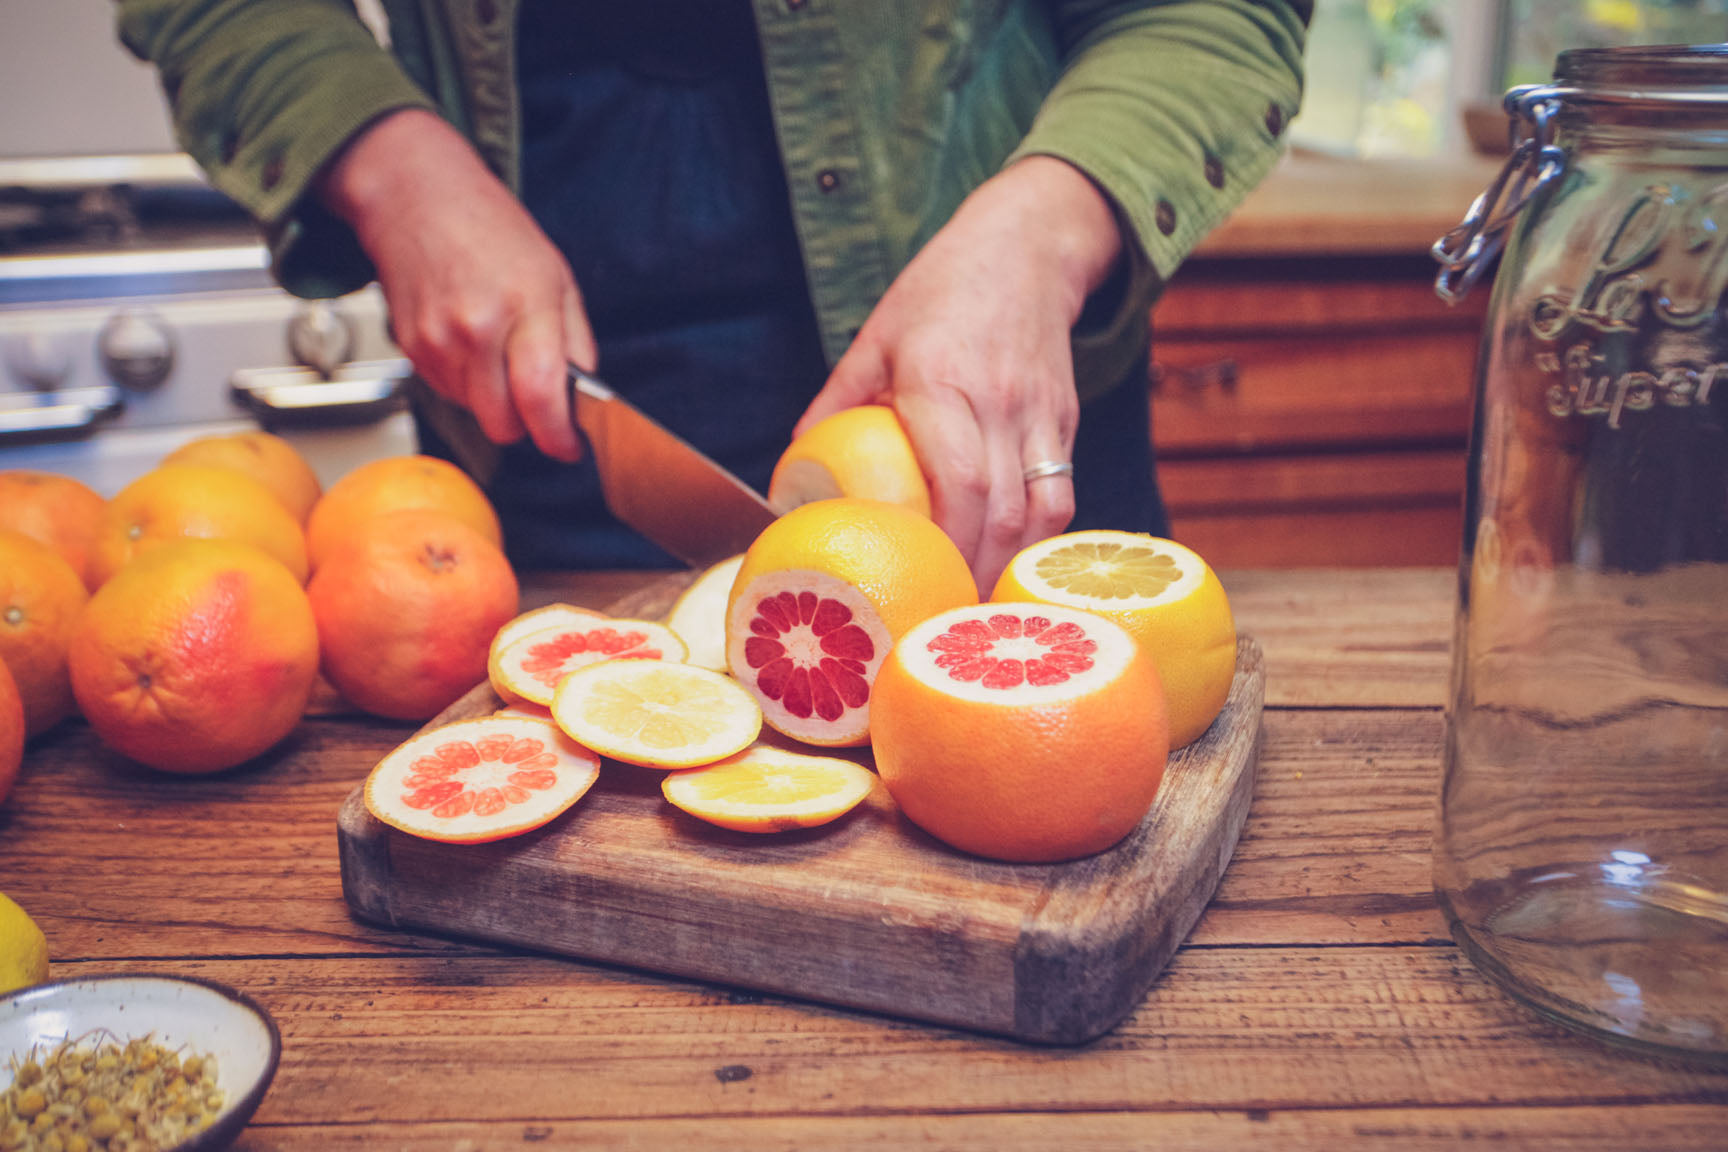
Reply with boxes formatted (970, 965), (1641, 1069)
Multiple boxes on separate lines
(416, 0), (1166, 570)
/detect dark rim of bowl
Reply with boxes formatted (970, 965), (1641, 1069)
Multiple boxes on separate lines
(0, 973), (282, 1152)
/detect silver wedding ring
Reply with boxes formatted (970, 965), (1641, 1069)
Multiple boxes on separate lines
(1022, 459), (1075, 483)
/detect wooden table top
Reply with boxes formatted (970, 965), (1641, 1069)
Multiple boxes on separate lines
(5, 567), (1726, 1149)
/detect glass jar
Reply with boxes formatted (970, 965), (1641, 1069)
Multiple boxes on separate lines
(1432, 45), (1728, 1063)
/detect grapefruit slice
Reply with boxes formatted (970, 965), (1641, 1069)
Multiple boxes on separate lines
(992, 531), (1235, 749)
(493, 618), (687, 707)
(550, 660), (761, 769)
(364, 715), (600, 843)
(871, 601), (1169, 863)
(665, 553), (744, 673)
(768, 406), (931, 517)
(725, 498), (976, 747)
(488, 603), (611, 703)
(662, 743), (877, 832)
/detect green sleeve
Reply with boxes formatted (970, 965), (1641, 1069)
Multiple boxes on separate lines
(1008, 0), (1308, 387)
(115, 0), (437, 297)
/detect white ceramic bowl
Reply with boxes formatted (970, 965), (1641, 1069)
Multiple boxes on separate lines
(0, 975), (281, 1150)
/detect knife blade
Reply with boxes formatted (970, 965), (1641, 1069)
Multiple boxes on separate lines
(567, 365), (778, 569)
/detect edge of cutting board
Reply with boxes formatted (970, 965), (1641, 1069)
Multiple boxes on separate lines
(338, 596), (1264, 1045)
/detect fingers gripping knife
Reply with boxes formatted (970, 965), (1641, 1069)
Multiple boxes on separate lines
(566, 365), (779, 569)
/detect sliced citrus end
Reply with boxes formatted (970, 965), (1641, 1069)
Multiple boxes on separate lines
(493, 618), (688, 706)
(364, 715), (601, 844)
(550, 660), (761, 769)
(725, 569), (892, 747)
(662, 744), (877, 833)
(991, 530), (1236, 750)
(666, 553), (745, 673)
(768, 406), (931, 518)
(488, 603), (611, 699)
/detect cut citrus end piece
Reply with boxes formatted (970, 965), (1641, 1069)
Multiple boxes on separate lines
(493, 618), (687, 707)
(768, 406), (931, 518)
(724, 498), (977, 748)
(666, 553), (744, 673)
(872, 601), (1169, 863)
(488, 603), (611, 701)
(991, 530), (1235, 750)
(662, 743), (877, 833)
(550, 660), (762, 769)
(364, 715), (600, 843)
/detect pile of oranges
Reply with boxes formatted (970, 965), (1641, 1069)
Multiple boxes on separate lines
(0, 434), (518, 793)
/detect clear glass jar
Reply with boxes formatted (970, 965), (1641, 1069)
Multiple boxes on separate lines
(1432, 45), (1728, 1063)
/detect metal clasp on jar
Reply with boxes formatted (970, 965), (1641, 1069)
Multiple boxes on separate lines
(1432, 85), (1571, 303)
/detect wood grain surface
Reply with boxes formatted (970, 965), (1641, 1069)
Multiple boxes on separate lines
(4, 567), (1724, 1150)
(337, 639), (1264, 1044)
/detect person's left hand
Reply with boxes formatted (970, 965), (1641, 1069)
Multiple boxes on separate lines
(794, 156), (1125, 595)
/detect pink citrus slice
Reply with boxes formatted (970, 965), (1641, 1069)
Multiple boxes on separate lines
(488, 603), (611, 703)
(493, 618), (687, 707)
(364, 715), (601, 843)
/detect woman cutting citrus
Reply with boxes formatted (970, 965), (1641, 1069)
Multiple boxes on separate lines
(118, 0), (1307, 593)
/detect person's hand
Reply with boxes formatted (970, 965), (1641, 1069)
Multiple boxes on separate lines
(795, 155), (1125, 594)
(317, 108), (594, 461)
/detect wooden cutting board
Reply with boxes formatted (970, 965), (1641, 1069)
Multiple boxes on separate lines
(337, 577), (1264, 1045)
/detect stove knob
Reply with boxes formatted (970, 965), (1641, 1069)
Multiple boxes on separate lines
(2, 332), (75, 392)
(98, 308), (175, 391)
(288, 301), (356, 378)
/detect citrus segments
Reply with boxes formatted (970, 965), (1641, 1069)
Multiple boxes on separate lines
(492, 618), (687, 707)
(550, 660), (761, 769)
(992, 530), (1236, 750)
(871, 601), (1169, 863)
(487, 602), (611, 701)
(364, 714), (600, 843)
(665, 553), (744, 673)
(725, 498), (977, 747)
(662, 744), (877, 833)
(768, 405), (931, 518)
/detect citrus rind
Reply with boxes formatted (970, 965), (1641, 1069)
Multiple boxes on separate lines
(364, 715), (601, 843)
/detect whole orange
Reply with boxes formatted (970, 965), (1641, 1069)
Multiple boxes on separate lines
(163, 430), (323, 524)
(0, 529), (90, 739)
(306, 455), (502, 572)
(91, 463), (310, 586)
(0, 661), (22, 805)
(0, 470), (106, 591)
(871, 601), (1169, 863)
(725, 497), (978, 746)
(67, 539), (320, 773)
(308, 510), (519, 721)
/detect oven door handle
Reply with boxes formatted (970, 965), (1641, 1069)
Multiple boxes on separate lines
(231, 359), (411, 428)
(0, 385), (123, 444)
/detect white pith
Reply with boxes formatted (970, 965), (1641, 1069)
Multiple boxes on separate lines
(1011, 530), (1204, 609)
(725, 570), (891, 741)
(899, 602), (1137, 707)
(365, 716), (599, 842)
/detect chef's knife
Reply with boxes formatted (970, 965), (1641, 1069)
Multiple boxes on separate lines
(568, 365), (779, 569)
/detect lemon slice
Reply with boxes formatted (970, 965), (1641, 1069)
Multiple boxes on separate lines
(666, 553), (744, 673)
(551, 660), (762, 769)
(662, 744), (877, 832)
(992, 530), (1236, 749)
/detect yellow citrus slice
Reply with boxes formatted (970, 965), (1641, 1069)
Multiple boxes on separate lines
(550, 660), (762, 769)
(488, 602), (611, 702)
(872, 601), (1168, 862)
(364, 715), (600, 843)
(493, 618), (687, 707)
(768, 406), (931, 518)
(665, 553), (744, 673)
(725, 498), (977, 747)
(991, 530), (1235, 750)
(661, 743), (877, 832)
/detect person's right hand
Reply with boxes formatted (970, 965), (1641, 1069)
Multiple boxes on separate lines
(317, 108), (594, 461)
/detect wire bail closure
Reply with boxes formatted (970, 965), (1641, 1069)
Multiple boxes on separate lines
(1432, 85), (1569, 304)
